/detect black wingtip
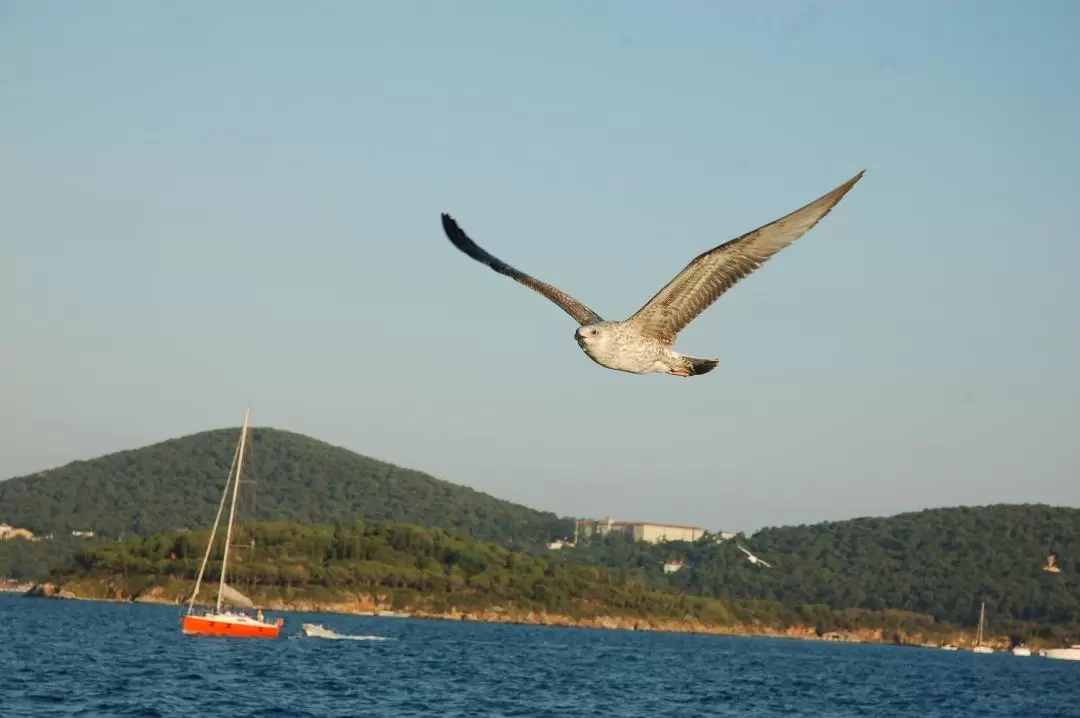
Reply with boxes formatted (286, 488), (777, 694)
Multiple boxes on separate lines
(441, 213), (468, 248)
(440, 212), (470, 249)
(686, 357), (720, 376)
(440, 211), (497, 269)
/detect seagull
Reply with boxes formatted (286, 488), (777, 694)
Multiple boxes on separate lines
(440, 170), (865, 378)
(737, 544), (773, 569)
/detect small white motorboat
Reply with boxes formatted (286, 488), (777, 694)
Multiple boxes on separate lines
(301, 622), (391, 641)
(1044, 644), (1080, 661)
(302, 623), (340, 639)
(1011, 643), (1032, 657)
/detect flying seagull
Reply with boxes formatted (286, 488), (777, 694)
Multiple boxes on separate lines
(441, 170), (864, 378)
(737, 544), (773, 569)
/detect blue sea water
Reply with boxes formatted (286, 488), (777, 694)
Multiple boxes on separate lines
(1, 595), (1077, 717)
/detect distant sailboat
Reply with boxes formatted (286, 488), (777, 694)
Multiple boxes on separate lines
(971, 600), (993, 654)
(181, 407), (282, 638)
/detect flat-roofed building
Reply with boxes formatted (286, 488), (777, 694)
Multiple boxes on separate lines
(575, 518), (707, 545)
(630, 522), (705, 543)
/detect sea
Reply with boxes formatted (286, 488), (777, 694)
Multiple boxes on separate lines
(1, 595), (1077, 717)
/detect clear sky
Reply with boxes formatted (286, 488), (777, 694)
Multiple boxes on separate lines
(4, 1), (1078, 533)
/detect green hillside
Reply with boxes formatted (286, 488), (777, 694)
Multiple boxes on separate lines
(0, 427), (571, 552)
(556, 504), (1080, 639)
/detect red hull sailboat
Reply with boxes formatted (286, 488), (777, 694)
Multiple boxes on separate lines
(181, 407), (282, 639)
(182, 611), (280, 638)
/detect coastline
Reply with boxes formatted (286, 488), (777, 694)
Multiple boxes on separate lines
(19, 580), (1008, 650)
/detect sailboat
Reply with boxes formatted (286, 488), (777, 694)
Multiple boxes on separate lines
(971, 600), (993, 653)
(181, 407), (282, 638)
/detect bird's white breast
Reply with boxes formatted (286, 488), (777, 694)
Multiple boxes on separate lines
(579, 323), (668, 374)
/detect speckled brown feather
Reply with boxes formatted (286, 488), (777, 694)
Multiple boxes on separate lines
(441, 213), (603, 326)
(626, 170), (865, 345)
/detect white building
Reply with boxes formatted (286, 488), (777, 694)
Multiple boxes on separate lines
(575, 518), (707, 545)
(663, 559), (686, 574)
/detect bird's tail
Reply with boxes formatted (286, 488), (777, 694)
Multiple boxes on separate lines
(680, 354), (719, 377)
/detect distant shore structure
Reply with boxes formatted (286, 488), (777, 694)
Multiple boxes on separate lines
(0, 523), (95, 542)
(0, 523), (35, 541)
(663, 559), (686, 574)
(574, 517), (722, 544)
(1043, 553), (1061, 573)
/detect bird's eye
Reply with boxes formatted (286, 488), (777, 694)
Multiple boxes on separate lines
(591, 329), (598, 336)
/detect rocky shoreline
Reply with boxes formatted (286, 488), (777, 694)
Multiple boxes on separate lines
(23, 582), (82, 600)
(17, 580), (1009, 649)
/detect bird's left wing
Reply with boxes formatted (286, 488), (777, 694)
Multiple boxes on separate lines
(626, 171), (865, 345)
(441, 214), (603, 326)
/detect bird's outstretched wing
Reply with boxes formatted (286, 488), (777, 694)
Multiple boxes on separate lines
(737, 544), (753, 557)
(758, 558), (774, 569)
(626, 171), (865, 344)
(441, 213), (603, 326)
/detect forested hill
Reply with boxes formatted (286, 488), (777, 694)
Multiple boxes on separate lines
(0, 427), (571, 546)
(555, 504), (1080, 636)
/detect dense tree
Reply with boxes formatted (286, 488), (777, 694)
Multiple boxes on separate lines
(55, 521), (963, 637)
(553, 504), (1080, 636)
(0, 536), (84, 580)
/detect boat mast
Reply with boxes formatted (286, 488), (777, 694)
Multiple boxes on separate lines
(976, 600), (985, 646)
(185, 436), (242, 615)
(216, 406), (251, 614)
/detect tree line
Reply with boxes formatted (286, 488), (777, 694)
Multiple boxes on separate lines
(62, 520), (954, 638)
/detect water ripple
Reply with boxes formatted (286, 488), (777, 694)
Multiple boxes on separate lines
(1, 595), (1077, 717)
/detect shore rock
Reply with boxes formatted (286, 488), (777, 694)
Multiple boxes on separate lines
(24, 582), (79, 600)
(133, 586), (179, 605)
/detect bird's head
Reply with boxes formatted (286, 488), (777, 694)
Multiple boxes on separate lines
(574, 322), (614, 349)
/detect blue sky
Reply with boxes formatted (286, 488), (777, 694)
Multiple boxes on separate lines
(4, 1), (1078, 533)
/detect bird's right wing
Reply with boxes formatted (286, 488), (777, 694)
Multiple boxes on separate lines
(441, 214), (603, 326)
(737, 544), (752, 557)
